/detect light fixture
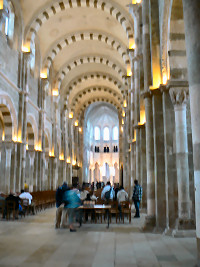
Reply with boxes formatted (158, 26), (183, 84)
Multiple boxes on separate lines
(121, 126), (123, 132)
(52, 89), (59, 96)
(129, 38), (136, 50)
(66, 158), (71, 164)
(0, 0), (3, 10)
(72, 160), (76, 166)
(122, 119), (124, 125)
(74, 120), (79, 127)
(127, 64), (132, 77)
(21, 43), (30, 53)
(122, 110), (125, 117)
(59, 154), (64, 161)
(162, 74), (168, 85)
(79, 127), (82, 133)
(35, 143), (42, 152)
(123, 100), (127, 108)
(69, 112), (73, 119)
(40, 69), (48, 79)
(49, 151), (55, 157)
(138, 110), (146, 125)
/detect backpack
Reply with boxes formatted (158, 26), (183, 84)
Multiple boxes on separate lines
(105, 188), (111, 200)
(56, 187), (63, 207)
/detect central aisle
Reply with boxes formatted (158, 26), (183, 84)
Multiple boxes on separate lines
(0, 208), (197, 267)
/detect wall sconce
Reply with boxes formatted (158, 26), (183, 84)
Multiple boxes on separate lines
(13, 135), (17, 142)
(127, 64), (132, 77)
(35, 144), (42, 152)
(52, 89), (59, 96)
(59, 154), (64, 161)
(74, 120), (79, 127)
(72, 160), (76, 166)
(122, 119), (124, 125)
(162, 74), (168, 85)
(66, 158), (71, 164)
(122, 110), (125, 117)
(26, 144), (29, 150)
(49, 151), (55, 157)
(0, 0), (3, 10)
(123, 100), (127, 108)
(69, 112), (73, 119)
(40, 69), (48, 79)
(129, 38), (136, 50)
(121, 126), (123, 132)
(138, 110), (146, 125)
(79, 127), (82, 133)
(21, 43), (30, 53)
(132, 0), (141, 4)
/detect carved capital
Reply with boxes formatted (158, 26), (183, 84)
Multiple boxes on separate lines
(141, 90), (152, 99)
(169, 88), (189, 107)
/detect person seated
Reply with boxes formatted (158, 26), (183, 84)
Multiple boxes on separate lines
(5, 192), (20, 219)
(101, 181), (115, 201)
(19, 189), (35, 215)
(117, 186), (129, 219)
(79, 184), (89, 201)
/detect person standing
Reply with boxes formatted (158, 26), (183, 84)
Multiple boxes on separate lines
(132, 180), (142, 218)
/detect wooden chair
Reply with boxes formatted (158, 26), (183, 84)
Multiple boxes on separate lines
(0, 200), (5, 219)
(109, 200), (119, 223)
(121, 201), (131, 223)
(20, 198), (29, 216)
(6, 201), (17, 220)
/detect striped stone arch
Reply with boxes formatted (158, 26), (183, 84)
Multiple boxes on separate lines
(65, 72), (126, 96)
(76, 96), (122, 119)
(56, 55), (126, 89)
(70, 86), (123, 110)
(168, 0), (187, 80)
(25, 0), (134, 42)
(43, 31), (130, 68)
(0, 95), (18, 140)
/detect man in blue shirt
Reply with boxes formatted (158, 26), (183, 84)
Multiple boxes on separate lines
(132, 180), (143, 218)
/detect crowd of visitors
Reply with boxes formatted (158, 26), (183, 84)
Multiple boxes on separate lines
(55, 180), (143, 232)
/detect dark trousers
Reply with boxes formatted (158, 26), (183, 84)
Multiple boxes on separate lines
(134, 200), (140, 217)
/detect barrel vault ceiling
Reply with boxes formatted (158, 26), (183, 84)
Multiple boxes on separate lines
(20, 0), (134, 117)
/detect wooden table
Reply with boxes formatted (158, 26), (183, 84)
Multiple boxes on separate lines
(79, 205), (111, 228)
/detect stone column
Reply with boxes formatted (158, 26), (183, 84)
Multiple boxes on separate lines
(182, 1), (200, 262)
(161, 85), (178, 230)
(140, 124), (147, 211)
(4, 142), (12, 193)
(169, 87), (192, 226)
(28, 150), (35, 192)
(152, 89), (166, 230)
(135, 125), (141, 184)
(142, 92), (155, 228)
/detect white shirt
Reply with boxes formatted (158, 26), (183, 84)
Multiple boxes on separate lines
(79, 190), (89, 201)
(101, 185), (115, 200)
(19, 192), (33, 205)
(117, 189), (128, 203)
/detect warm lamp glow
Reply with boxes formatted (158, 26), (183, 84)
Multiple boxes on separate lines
(132, 0), (141, 3)
(13, 135), (17, 142)
(127, 64), (132, 77)
(40, 69), (48, 79)
(69, 112), (73, 119)
(163, 74), (168, 85)
(35, 144), (42, 151)
(52, 89), (59, 96)
(79, 127), (82, 133)
(121, 126), (123, 132)
(138, 110), (146, 125)
(122, 119), (124, 125)
(2, 131), (5, 141)
(59, 154), (64, 161)
(129, 38), (136, 50)
(122, 110), (125, 117)
(72, 160), (76, 166)
(17, 133), (22, 143)
(21, 43), (30, 53)
(26, 144), (29, 150)
(67, 158), (71, 164)
(0, 0), (3, 9)
(123, 100), (127, 108)
(74, 120), (79, 127)
(49, 151), (55, 157)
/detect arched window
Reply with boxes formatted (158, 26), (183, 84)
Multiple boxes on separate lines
(94, 126), (100, 141)
(113, 126), (119, 140)
(5, 1), (15, 41)
(103, 127), (109, 141)
(30, 41), (36, 75)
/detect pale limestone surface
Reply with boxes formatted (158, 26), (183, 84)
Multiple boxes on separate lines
(0, 208), (197, 267)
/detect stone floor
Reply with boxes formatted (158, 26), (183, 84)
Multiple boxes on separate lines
(0, 208), (197, 267)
